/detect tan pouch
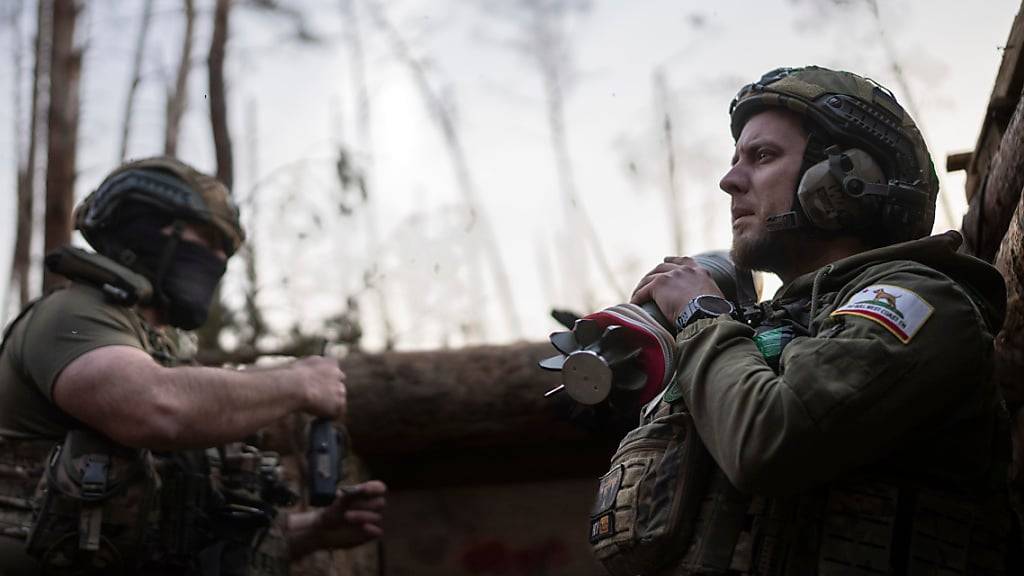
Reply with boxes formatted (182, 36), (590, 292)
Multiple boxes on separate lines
(590, 407), (713, 576)
(25, 429), (158, 574)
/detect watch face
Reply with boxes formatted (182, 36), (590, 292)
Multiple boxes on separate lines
(697, 295), (734, 315)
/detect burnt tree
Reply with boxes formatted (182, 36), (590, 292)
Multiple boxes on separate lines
(118, 0), (155, 161)
(209, 0), (233, 190)
(165, 0), (195, 157)
(8, 0), (49, 310)
(42, 0), (82, 292)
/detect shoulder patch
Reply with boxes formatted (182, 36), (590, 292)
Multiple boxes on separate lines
(830, 284), (933, 344)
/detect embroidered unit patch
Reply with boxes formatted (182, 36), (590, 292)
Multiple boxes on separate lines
(831, 284), (933, 343)
(590, 512), (615, 543)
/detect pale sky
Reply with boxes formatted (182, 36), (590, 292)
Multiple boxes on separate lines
(0, 0), (1019, 350)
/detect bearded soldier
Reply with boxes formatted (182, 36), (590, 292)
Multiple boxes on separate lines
(0, 157), (386, 575)
(590, 67), (1013, 575)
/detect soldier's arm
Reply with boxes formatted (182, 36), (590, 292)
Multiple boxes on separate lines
(51, 345), (346, 450)
(674, 267), (993, 496)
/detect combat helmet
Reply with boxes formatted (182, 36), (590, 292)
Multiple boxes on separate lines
(729, 66), (938, 244)
(75, 156), (245, 258)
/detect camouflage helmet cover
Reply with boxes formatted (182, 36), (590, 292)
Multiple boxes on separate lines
(75, 156), (245, 255)
(729, 66), (939, 241)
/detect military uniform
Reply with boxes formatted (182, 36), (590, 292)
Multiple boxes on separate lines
(0, 250), (290, 575)
(659, 231), (1009, 574)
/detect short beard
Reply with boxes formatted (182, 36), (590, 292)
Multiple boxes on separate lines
(730, 227), (808, 278)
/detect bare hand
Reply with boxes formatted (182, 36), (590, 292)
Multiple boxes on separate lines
(630, 256), (725, 322)
(291, 356), (347, 420)
(286, 480), (388, 557)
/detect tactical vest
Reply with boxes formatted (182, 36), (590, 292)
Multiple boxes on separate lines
(593, 290), (1013, 575)
(0, 248), (295, 576)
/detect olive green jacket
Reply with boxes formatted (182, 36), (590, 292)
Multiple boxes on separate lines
(674, 231), (1005, 496)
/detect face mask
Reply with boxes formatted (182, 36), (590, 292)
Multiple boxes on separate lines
(105, 216), (226, 330)
(159, 240), (226, 330)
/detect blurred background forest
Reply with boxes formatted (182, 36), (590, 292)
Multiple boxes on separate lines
(0, 0), (1018, 358)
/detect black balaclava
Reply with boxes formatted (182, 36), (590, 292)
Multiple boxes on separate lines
(101, 205), (226, 330)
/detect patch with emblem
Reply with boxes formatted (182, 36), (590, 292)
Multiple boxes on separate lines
(592, 464), (623, 516)
(590, 512), (615, 543)
(830, 284), (933, 343)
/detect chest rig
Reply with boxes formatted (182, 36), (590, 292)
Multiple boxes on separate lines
(655, 284), (1015, 569)
(0, 248), (295, 575)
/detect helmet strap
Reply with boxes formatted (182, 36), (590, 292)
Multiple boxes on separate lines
(765, 210), (806, 232)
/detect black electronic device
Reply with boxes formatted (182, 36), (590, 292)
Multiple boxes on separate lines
(307, 342), (346, 507)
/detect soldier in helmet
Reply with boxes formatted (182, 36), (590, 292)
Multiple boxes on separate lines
(0, 157), (386, 575)
(605, 66), (1013, 574)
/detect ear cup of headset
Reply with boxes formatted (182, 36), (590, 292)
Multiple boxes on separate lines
(796, 148), (886, 231)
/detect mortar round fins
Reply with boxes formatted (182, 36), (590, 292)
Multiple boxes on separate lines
(572, 318), (602, 348)
(538, 354), (568, 371)
(549, 330), (580, 356)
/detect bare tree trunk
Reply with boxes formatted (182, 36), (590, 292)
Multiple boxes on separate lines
(10, 0), (51, 309)
(118, 0), (154, 161)
(164, 0), (194, 157)
(195, 0), (234, 354)
(654, 68), (683, 256)
(7, 0), (26, 313)
(242, 98), (266, 350)
(42, 0), (83, 292)
(365, 0), (522, 339)
(209, 0), (233, 190)
(961, 89), (1024, 263)
(342, 0), (396, 349)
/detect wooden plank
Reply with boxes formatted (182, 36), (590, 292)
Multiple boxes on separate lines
(946, 151), (973, 173)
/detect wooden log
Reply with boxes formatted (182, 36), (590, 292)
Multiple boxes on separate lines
(997, 187), (1024, 513)
(342, 343), (568, 452)
(258, 343), (618, 490)
(339, 342), (614, 487)
(997, 186), (1024, 405)
(962, 87), (1024, 262)
(966, 3), (1024, 203)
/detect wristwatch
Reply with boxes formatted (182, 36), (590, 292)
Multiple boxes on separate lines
(675, 295), (736, 331)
